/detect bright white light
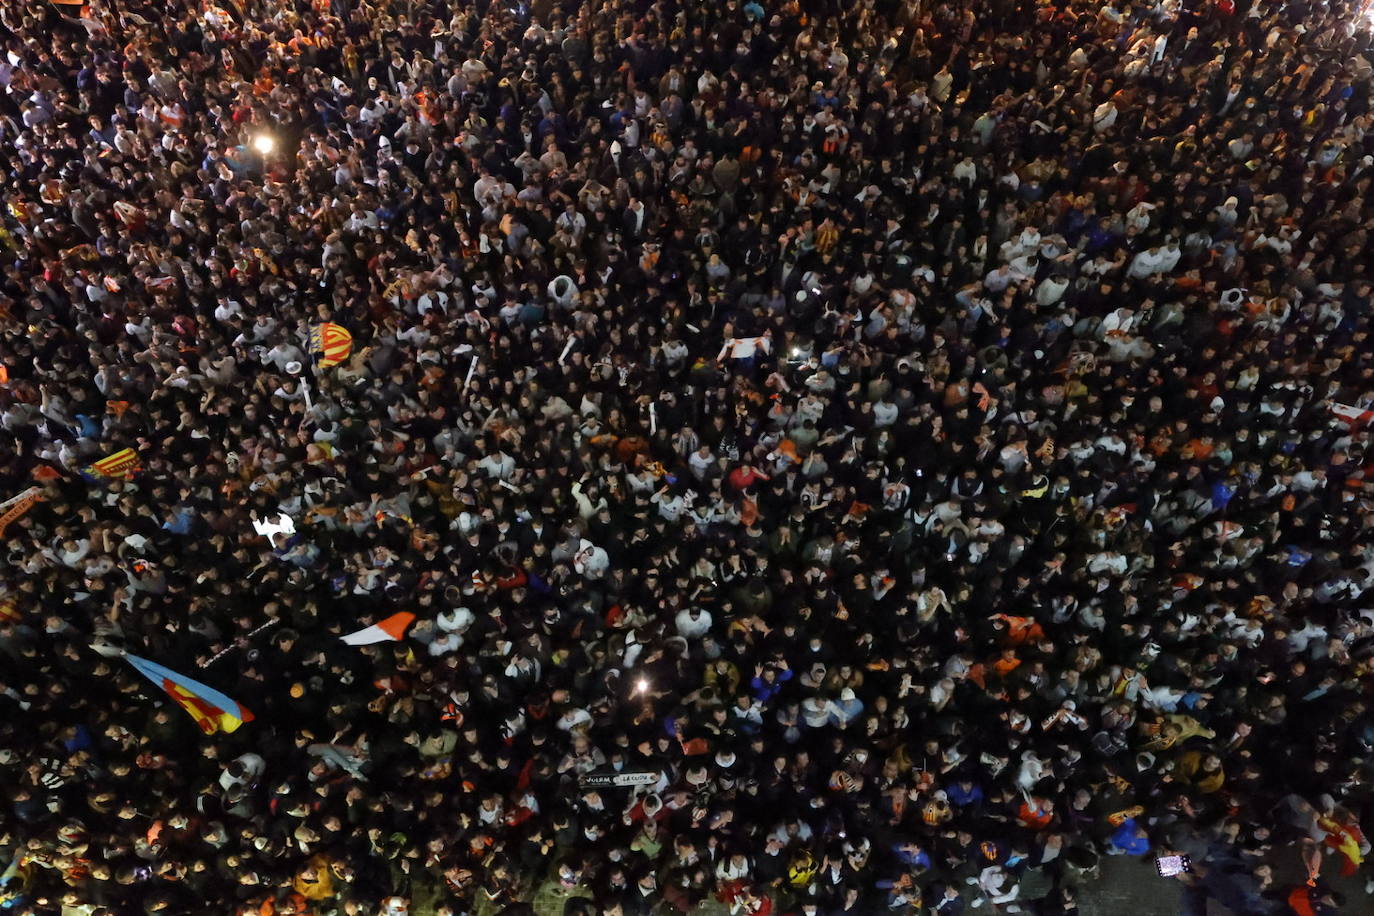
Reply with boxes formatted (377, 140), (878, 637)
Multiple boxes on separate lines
(251, 134), (275, 155)
(634, 678), (649, 695)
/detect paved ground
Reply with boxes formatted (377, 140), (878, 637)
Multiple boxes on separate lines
(678, 862), (1179, 916)
(1078, 855), (1180, 915)
(1077, 850), (1373, 916)
(678, 853), (1370, 915)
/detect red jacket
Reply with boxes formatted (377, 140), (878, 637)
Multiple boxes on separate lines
(728, 466), (769, 491)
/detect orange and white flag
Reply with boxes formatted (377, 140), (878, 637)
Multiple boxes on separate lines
(340, 612), (415, 646)
(0, 486), (42, 537)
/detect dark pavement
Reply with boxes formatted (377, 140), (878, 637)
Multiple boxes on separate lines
(1078, 851), (1372, 915)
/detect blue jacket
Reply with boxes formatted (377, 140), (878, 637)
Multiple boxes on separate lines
(892, 843), (932, 869)
(947, 782), (985, 807)
(1110, 818), (1151, 856)
(750, 667), (793, 703)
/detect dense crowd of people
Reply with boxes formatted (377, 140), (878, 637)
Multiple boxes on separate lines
(3, 0), (1374, 912)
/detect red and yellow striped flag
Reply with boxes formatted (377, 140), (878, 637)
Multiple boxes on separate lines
(90, 448), (141, 479)
(309, 323), (353, 368)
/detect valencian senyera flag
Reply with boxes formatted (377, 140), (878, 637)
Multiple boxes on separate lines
(309, 322), (353, 368)
(97, 646), (254, 734)
(88, 447), (141, 479)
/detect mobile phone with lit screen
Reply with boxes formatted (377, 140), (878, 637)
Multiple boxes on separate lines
(1155, 854), (1191, 877)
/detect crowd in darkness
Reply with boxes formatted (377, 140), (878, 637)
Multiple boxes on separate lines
(6, 0), (1374, 912)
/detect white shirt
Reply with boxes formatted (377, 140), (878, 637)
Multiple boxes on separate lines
(1100, 310), (1137, 337)
(1291, 470), (1323, 492)
(675, 608), (713, 639)
(262, 343), (305, 371)
(1125, 202), (1155, 233)
(717, 336), (771, 361)
(1127, 250), (1164, 279)
(1157, 246), (1181, 273)
(984, 267), (1015, 293)
(428, 633), (463, 656)
(556, 707), (592, 732)
(1036, 276), (1069, 306)
(688, 450), (715, 480)
(652, 491), (687, 521)
(219, 753), (266, 791)
(437, 607), (474, 633)
(1288, 622), (1328, 653)
(1092, 101), (1118, 132)
(573, 542), (609, 579)
(478, 452), (516, 480)
(214, 299), (244, 322)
